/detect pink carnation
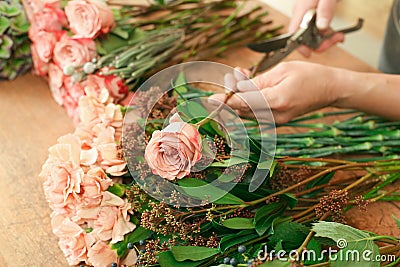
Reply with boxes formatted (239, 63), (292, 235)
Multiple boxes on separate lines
(92, 192), (136, 244)
(52, 216), (96, 265)
(87, 240), (118, 267)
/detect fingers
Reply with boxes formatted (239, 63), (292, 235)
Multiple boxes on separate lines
(297, 45), (312, 57)
(209, 91), (269, 111)
(316, 0), (337, 30)
(288, 0), (318, 33)
(315, 32), (344, 52)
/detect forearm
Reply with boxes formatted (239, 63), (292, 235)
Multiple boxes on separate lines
(333, 69), (400, 120)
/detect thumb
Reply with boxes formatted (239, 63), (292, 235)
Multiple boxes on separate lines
(316, 0), (337, 30)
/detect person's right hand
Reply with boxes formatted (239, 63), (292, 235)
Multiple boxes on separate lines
(289, 0), (344, 57)
(209, 61), (345, 124)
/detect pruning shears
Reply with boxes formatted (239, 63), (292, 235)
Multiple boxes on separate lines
(248, 9), (364, 74)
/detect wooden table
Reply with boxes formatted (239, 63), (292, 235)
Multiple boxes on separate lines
(0, 4), (398, 267)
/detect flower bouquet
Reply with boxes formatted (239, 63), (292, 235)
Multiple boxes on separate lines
(23, 0), (278, 123)
(40, 61), (400, 267)
(22, 0), (400, 266)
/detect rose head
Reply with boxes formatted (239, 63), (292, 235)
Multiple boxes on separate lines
(65, 0), (115, 39)
(144, 114), (202, 180)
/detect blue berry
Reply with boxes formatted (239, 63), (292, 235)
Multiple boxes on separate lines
(247, 259), (254, 266)
(127, 242), (134, 249)
(139, 239), (146, 246)
(110, 263), (118, 267)
(238, 245), (247, 253)
(230, 258), (238, 266)
(223, 257), (231, 264)
(140, 249), (146, 254)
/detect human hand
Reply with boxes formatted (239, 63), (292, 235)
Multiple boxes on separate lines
(289, 0), (344, 56)
(209, 62), (342, 124)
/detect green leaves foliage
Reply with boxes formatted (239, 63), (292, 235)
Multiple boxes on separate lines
(158, 251), (207, 267)
(254, 202), (287, 236)
(222, 218), (255, 230)
(171, 246), (219, 261)
(111, 227), (152, 257)
(312, 221), (380, 267)
(178, 178), (244, 205)
(219, 229), (259, 252)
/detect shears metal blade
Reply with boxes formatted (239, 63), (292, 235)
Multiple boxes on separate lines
(248, 10), (364, 73)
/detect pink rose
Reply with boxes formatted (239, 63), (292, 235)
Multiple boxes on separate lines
(48, 63), (64, 105)
(87, 240), (118, 267)
(65, 0), (115, 39)
(30, 44), (49, 76)
(34, 5), (67, 31)
(29, 29), (60, 63)
(145, 114), (202, 180)
(53, 34), (97, 68)
(52, 216), (96, 265)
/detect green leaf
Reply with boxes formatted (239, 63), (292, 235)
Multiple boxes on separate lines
(312, 221), (380, 267)
(218, 229), (258, 252)
(210, 157), (249, 167)
(281, 193), (298, 209)
(267, 221), (310, 250)
(0, 16), (10, 35)
(222, 218), (255, 230)
(158, 251), (206, 267)
(107, 183), (126, 197)
(111, 227), (152, 257)
(0, 35), (13, 59)
(111, 26), (130, 39)
(171, 246), (219, 261)
(304, 238), (323, 265)
(0, 2), (20, 17)
(254, 203), (288, 235)
(392, 214), (400, 229)
(178, 178), (244, 205)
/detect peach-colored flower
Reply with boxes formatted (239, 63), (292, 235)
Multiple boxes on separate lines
(41, 134), (85, 214)
(48, 63), (64, 105)
(78, 167), (112, 209)
(145, 114), (202, 180)
(92, 192), (136, 244)
(53, 34), (97, 68)
(30, 44), (49, 76)
(87, 240), (118, 267)
(85, 74), (127, 102)
(93, 191), (136, 244)
(52, 216), (96, 265)
(65, 0), (115, 39)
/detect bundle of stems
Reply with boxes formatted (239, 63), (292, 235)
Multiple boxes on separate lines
(274, 111), (399, 159)
(97, 0), (280, 89)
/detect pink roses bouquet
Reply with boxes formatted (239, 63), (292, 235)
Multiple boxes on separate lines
(24, 0), (123, 123)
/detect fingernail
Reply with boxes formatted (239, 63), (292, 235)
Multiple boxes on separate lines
(316, 18), (329, 30)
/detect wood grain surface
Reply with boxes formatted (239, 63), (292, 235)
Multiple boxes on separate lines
(0, 3), (398, 267)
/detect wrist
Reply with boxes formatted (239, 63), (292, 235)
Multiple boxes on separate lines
(329, 68), (366, 109)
